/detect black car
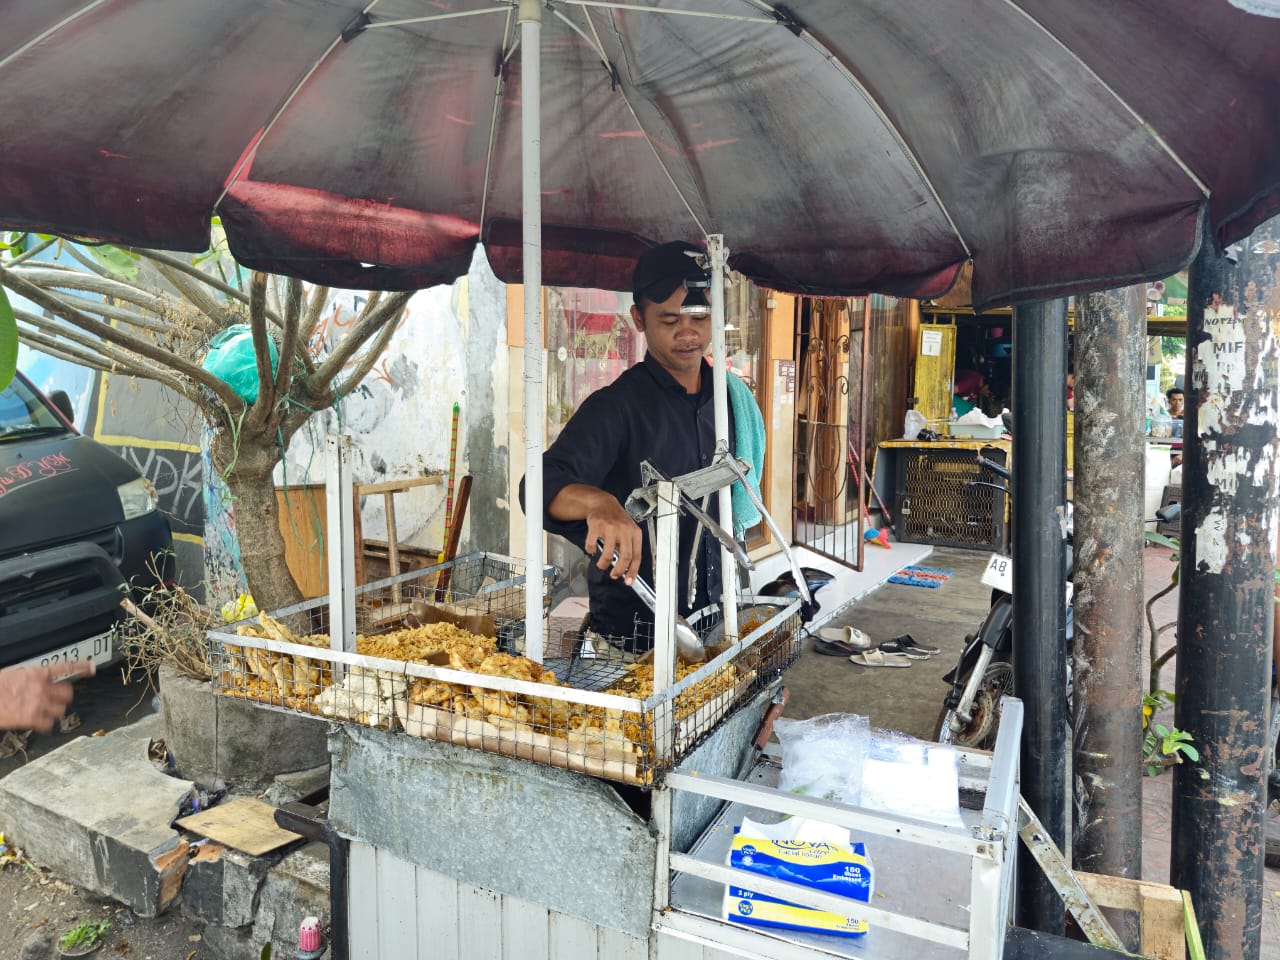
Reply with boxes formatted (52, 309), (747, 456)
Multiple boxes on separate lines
(0, 370), (174, 668)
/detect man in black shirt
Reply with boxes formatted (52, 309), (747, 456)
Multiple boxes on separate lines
(522, 241), (734, 643)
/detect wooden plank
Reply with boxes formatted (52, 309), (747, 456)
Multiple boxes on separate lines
(1075, 872), (1187, 960)
(549, 911), (598, 959)
(376, 846), (419, 959)
(501, 894), (550, 960)
(457, 882), (504, 958)
(174, 797), (302, 856)
(415, 867), (460, 960)
(347, 842), (380, 960)
(356, 474), (444, 496)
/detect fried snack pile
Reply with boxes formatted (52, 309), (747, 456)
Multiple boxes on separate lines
(223, 611), (747, 749)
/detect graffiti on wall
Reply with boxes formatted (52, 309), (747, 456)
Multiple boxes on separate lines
(112, 443), (205, 539)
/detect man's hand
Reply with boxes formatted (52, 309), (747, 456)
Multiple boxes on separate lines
(585, 499), (644, 585)
(0, 661), (95, 733)
(548, 483), (644, 584)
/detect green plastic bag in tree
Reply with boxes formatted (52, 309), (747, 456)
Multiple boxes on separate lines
(200, 324), (278, 404)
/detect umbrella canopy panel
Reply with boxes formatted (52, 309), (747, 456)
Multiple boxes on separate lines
(1, 1), (1279, 308)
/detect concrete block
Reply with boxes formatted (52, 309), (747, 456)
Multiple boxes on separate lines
(0, 714), (193, 917)
(251, 841), (330, 952)
(181, 841), (269, 928)
(264, 761), (331, 806)
(159, 666), (329, 791)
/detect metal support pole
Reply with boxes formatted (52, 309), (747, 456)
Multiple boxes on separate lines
(706, 234), (738, 639)
(326, 434), (357, 683)
(1171, 215), (1280, 960)
(1072, 285), (1147, 949)
(519, 0), (545, 661)
(1011, 298), (1069, 935)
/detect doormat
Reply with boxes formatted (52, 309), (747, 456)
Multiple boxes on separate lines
(888, 565), (954, 588)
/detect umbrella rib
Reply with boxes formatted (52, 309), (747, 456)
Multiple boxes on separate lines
(996, 0), (1209, 197)
(581, 8), (710, 237)
(746, 0), (973, 258)
(478, 9), (518, 232)
(367, 5), (513, 30)
(559, 1), (775, 24)
(0, 0), (110, 72)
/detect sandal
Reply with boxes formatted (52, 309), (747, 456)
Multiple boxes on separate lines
(818, 625), (873, 650)
(849, 648), (911, 668)
(889, 634), (941, 656)
(878, 638), (933, 660)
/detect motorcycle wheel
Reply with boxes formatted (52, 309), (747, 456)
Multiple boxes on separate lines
(935, 660), (1014, 749)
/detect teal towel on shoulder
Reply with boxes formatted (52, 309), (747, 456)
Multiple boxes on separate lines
(726, 372), (765, 537)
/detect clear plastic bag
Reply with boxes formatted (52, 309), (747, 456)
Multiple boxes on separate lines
(773, 712), (871, 804)
(902, 409), (927, 440)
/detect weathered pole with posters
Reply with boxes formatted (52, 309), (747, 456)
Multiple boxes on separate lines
(1072, 285), (1147, 949)
(1171, 216), (1280, 960)
(1011, 298), (1069, 936)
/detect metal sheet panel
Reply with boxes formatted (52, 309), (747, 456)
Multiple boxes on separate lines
(330, 723), (657, 938)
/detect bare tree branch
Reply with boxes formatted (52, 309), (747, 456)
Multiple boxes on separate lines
(0, 266), (244, 410)
(335, 305), (404, 399)
(31, 288), (184, 337)
(148, 260), (245, 331)
(6, 236), (57, 267)
(15, 308), (201, 401)
(275, 277), (303, 398)
(248, 271), (276, 424)
(312, 291), (412, 387)
(9, 266), (170, 311)
(18, 324), (192, 398)
(140, 248), (281, 325)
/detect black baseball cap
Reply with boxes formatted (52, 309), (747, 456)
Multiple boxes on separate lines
(631, 240), (707, 305)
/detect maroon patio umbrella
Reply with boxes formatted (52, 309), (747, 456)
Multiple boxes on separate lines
(1, 1), (1278, 310)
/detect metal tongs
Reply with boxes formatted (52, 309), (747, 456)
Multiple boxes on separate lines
(594, 540), (706, 663)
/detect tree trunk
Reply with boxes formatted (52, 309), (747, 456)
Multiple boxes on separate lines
(212, 433), (303, 612)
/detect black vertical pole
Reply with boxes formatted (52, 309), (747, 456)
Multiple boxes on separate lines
(1170, 216), (1279, 960)
(1071, 286), (1146, 948)
(1012, 298), (1069, 935)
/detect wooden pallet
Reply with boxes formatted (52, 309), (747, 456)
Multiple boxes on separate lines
(1074, 871), (1193, 960)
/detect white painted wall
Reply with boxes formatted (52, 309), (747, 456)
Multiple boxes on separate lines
(278, 250), (509, 556)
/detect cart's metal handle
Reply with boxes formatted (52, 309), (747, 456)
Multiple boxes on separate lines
(719, 454), (812, 607)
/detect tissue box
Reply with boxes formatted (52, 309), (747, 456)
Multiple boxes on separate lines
(723, 817), (872, 937)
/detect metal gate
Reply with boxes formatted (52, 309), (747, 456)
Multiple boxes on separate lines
(793, 298), (870, 570)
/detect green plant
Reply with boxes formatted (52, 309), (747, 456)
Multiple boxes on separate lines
(1142, 690), (1200, 776)
(57, 918), (110, 953)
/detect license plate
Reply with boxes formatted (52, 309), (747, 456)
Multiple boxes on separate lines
(980, 553), (1014, 594)
(19, 630), (115, 671)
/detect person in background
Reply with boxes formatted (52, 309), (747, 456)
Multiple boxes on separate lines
(952, 369), (988, 417)
(1066, 371), (1076, 412)
(0, 661), (94, 732)
(1167, 387), (1186, 467)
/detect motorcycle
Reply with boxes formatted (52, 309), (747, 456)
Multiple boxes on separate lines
(935, 453), (1074, 748)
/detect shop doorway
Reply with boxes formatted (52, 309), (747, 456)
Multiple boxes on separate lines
(793, 297), (871, 570)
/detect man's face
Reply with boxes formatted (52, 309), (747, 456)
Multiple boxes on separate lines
(631, 285), (711, 385)
(1168, 391), (1185, 416)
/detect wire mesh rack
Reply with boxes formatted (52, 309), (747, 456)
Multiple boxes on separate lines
(207, 552), (802, 787)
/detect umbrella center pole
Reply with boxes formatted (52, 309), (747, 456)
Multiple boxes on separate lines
(706, 234), (739, 641)
(520, 0), (546, 662)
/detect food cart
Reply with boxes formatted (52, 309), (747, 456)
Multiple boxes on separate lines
(207, 459), (1023, 960)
